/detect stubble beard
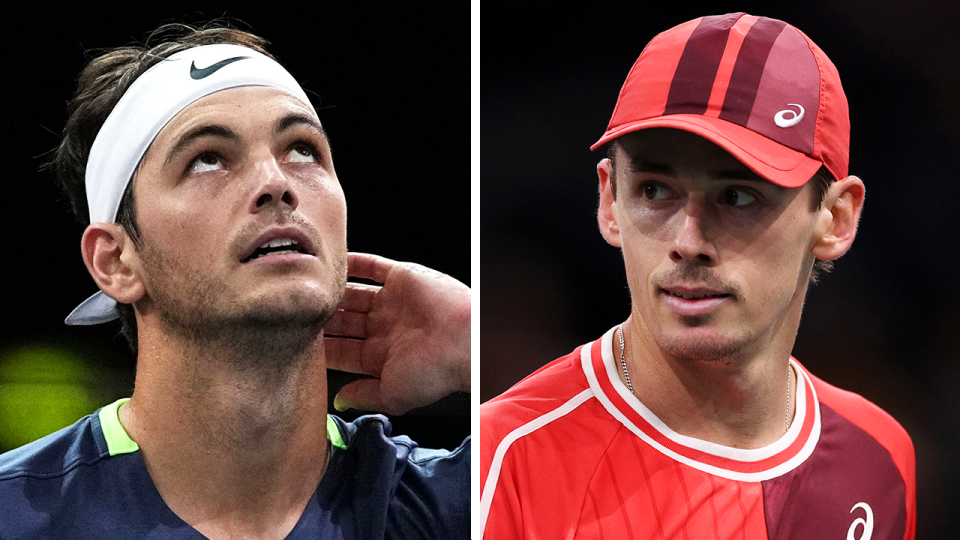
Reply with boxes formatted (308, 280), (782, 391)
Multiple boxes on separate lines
(646, 265), (752, 364)
(139, 237), (348, 380)
(655, 319), (751, 364)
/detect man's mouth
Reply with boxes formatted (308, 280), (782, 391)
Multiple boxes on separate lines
(240, 229), (317, 263)
(659, 286), (733, 317)
(662, 290), (730, 300)
(242, 238), (310, 262)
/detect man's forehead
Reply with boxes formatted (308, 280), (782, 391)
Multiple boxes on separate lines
(161, 86), (322, 138)
(79, 43), (322, 236)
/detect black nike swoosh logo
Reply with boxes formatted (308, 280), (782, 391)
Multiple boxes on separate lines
(190, 56), (249, 80)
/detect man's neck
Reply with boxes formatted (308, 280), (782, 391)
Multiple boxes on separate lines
(620, 314), (798, 450)
(120, 322), (330, 539)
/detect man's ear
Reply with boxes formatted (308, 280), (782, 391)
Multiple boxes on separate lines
(80, 223), (145, 305)
(811, 175), (865, 262)
(597, 158), (622, 248)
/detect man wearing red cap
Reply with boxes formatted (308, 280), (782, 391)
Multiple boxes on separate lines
(480, 13), (915, 540)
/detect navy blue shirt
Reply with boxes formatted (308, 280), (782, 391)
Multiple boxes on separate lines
(0, 399), (469, 539)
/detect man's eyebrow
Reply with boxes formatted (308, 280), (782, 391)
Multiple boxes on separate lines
(275, 113), (328, 141)
(627, 160), (675, 176)
(627, 159), (766, 183)
(164, 124), (239, 167)
(712, 169), (766, 182)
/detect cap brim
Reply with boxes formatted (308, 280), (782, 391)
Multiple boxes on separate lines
(590, 114), (822, 188)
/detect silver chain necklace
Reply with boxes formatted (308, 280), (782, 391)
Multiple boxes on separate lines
(785, 362), (792, 431)
(616, 324), (793, 432)
(617, 324), (634, 394)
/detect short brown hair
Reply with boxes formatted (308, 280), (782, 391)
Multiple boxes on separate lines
(51, 23), (274, 355)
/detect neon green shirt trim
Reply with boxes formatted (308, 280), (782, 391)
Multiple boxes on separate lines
(97, 398), (139, 456)
(327, 415), (347, 450)
(98, 398), (344, 454)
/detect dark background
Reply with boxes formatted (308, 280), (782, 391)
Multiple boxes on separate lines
(483, 1), (960, 537)
(0, 4), (469, 453)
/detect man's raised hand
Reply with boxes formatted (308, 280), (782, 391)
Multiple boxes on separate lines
(324, 253), (470, 415)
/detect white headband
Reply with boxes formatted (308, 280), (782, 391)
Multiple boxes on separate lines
(66, 43), (316, 325)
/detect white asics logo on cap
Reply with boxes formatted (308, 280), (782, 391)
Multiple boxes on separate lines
(774, 104), (805, 128)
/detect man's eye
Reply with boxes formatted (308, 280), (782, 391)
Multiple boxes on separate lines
(722, 188), (757, 207)
(285, 144), (317, 163)
(189, 153), (223, 174)
(642, 183), (671, 200)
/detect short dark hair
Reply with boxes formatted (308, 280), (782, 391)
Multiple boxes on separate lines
(51, 23), (274, 355)
(604, 139), (836, 282)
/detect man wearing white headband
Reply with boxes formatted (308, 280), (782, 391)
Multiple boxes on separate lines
(0, 25), (470, 539)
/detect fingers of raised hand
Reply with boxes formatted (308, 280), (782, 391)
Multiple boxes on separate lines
(323, 337), (367, 374)
(339, 282), (380, 313)
(333, 378), (385, 413)
(334, 377), (420, 416)
(325, 310), (368, 338)
(347, 252), (398, 283)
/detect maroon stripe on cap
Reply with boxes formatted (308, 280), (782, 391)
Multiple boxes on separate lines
(718, 18), (788, 126)
(663, 13), (744, 116)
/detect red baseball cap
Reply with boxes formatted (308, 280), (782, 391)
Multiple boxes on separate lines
(591, 13), (849, 187)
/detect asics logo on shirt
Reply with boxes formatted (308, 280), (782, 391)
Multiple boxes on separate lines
(190, 56), (249, 80)
(774, 104), (805, 128)
(847, 502), (874, 540)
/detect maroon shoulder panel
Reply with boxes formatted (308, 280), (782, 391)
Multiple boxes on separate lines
(761, 404), (906, 540)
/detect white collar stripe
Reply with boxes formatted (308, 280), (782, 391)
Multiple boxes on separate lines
(598, 333), (813, 464)
(581, 327), (821, 481)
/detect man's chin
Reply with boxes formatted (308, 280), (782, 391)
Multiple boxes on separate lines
(655, 329), (750, 364)
(234, 307), (328, 329)
(238, 290), (339, 329)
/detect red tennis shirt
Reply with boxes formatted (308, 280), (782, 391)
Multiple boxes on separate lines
(480, 327), (915, 540)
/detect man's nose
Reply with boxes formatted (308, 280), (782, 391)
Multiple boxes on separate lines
(249, 158), (299, 213)
(669, 202), (718, 264)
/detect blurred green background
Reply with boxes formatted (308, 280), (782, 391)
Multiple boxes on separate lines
(0, 345), (127, 451)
